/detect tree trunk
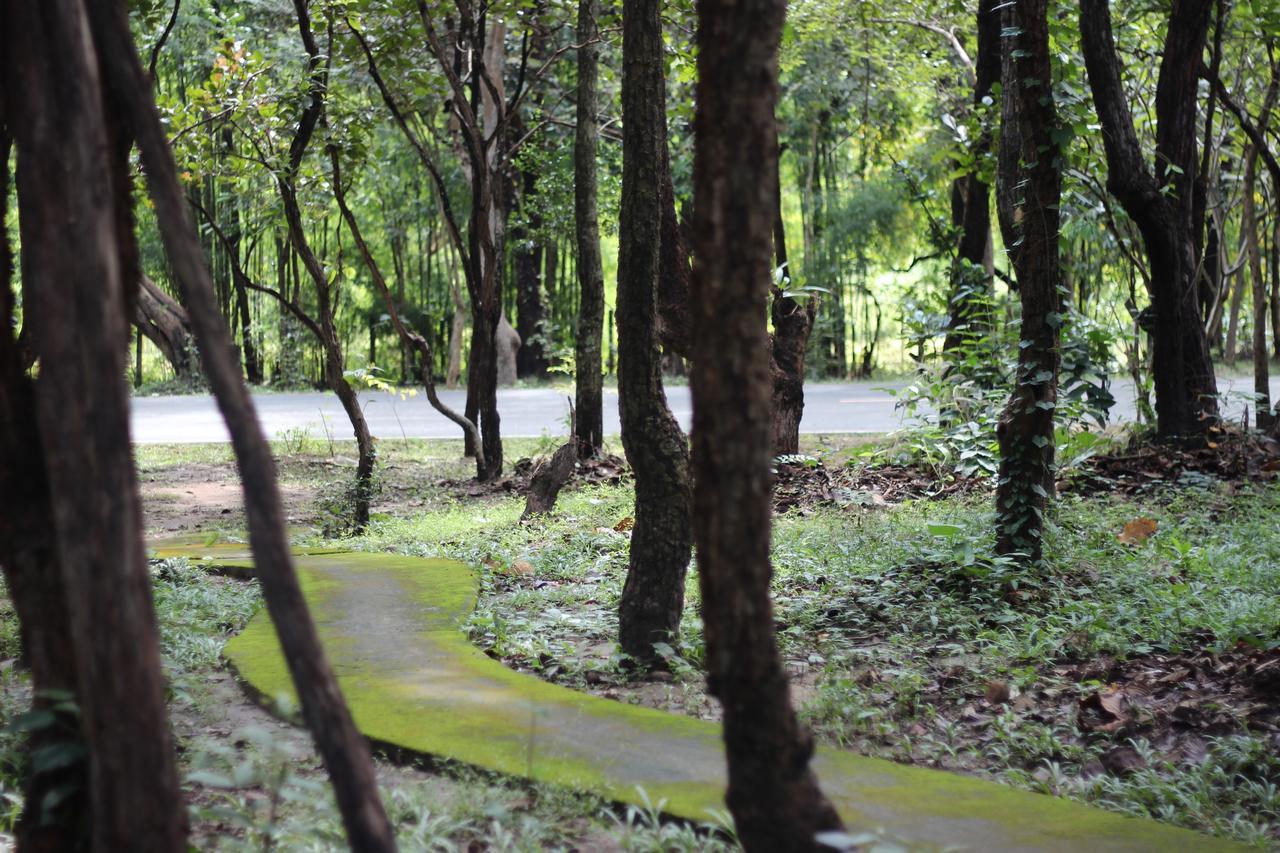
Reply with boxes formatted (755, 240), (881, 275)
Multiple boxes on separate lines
(86, 1), (396, 846)
(656, 142), (692, 359)
(574, 0), (606, 458)
(1272, 215), (1280, 361)
(943, 0), (1000, 352)
(615, 0), (693, 667)
(275, 1), (378, 522)
(0, 126), (89, 852)
(689, 0), (844, 844)
(994, 0), (1063, 562)
(1226, 262), (1246, 360)
(769, 137), (815, 456)
(1079, 0), (1219, 438)
(1246, 66), (1278, 428)
(135, 274), (200, 380)
(4, 4), (187, 846)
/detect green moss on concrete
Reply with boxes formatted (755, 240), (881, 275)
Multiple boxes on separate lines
(157, 540), (1244, 850)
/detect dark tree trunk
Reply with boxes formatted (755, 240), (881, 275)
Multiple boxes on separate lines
(276, 1), (378, 523)
(689, 0), (844, 845)
(574, 0), (606, 458)
(135, 273), (200, 380)
(769, 137), (815, 456)
(85, 1), (396, 847)
(3, 3), (187, 847)
(522, 440), (579, 519)
(943, 0), (999, 352)
(656, 142), (692, 359)
(993, 0), (1063, 562)
(0, 126), (89, 853)
(1079, 0), (1219, 438)
(615, 0), (693, 667)
(221, 128), (262, 384)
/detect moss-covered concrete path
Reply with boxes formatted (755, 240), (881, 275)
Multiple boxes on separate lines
(153, 538), (1240, 851)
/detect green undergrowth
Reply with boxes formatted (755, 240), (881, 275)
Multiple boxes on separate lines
(0, 554), (734, 849)
(336, 477), (1280, 846)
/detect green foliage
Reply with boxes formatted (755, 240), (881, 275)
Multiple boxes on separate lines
(886, 308), (1118, 478)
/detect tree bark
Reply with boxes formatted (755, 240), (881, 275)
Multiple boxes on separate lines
(1245, 62), (1278, 428)
(689, 0), (844, 845)
(615, 0), (693, 667)
(0, 123), (89, 853)
(522, 440), (579, 519)
(85, 1), (396, 847)
(1079, 0), (1219, 439)
(769, 136), (815, 456)
(278, 2), (377, 525)
(3, 3), (187, 847)
(574, 0), (606, 458)
(994, 0), (1063, 562)
(135, 273), (200, 380)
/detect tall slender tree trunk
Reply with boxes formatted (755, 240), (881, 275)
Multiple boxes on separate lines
(769, 137), (816, 456)
(994, 0), (1063, 562)
(86, 1), (396, 846)
(277, 2), (378, 522)
(1079, 0), (1219, 438)
(3, 3), (187, 847)
(574, 0), (605, 458)
(689, 0), (843, 845)
(615, 0), (693, 666)
(1245, 67), (1278, 427)
(0, 126), (89, 852)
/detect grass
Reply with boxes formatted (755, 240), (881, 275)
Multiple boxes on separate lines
(6, 434), (1280, 846)
(330, 462), (1280, 846)
(0, 556), (732, 849)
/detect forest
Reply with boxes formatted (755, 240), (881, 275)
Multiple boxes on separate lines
(2, 0), (1280, 849)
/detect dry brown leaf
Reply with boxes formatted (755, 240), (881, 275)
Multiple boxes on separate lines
(985, 680), (1011, 705)
(613, 516), (635, 532)
(509, 560), (535, 576)
(1078, 687), (1131, 733)
(1117, 517), (1157, 545)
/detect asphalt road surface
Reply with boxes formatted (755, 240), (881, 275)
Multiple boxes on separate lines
(129, 375), (1280, 444)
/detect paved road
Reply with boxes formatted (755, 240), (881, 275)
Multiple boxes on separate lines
(129, 375), (1280, 443)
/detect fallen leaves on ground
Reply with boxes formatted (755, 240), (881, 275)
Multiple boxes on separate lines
(1117, 517), (1157, 545)
(1068, 426), (1280, 496)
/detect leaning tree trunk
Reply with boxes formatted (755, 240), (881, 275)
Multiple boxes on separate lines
(615, 0), (693, 667)
(689, 0), (844, 845)
(136, 273), (200, 380)
(4, 4), (187, 847)
(1079, 0), (1219, 438)
(574, 0), (606, 458)
(86, 1), (397, 847)
(993, 0), (1063, 562)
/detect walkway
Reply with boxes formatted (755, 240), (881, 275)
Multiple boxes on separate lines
(152, 538), (1240, 851)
